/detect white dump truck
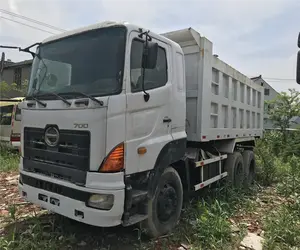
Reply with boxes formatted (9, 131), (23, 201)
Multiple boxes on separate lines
(18, 21), (263, 237)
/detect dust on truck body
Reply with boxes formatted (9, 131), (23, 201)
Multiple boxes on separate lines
(18, 22), (263, 237)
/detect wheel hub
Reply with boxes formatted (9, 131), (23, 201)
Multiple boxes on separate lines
(157, 184), (178, 222)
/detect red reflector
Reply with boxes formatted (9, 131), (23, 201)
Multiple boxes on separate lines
(217, 135), (220, 138)
(11, 136), (20, 142)
(200, 183), (205, 188)
(200, 161), (204, 166)
(202, 136), (206, 139)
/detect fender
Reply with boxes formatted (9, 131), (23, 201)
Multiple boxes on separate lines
(148, 138), (186, 196)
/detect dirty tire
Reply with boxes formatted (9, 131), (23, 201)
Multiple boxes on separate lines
(142, 167), (183, 238)
(224, 152), (244, 188)
(242, 150), (255, 187)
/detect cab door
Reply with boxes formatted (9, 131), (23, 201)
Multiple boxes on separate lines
(125, 32), (173, 174)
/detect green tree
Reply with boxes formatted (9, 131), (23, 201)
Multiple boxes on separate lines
(267, 89), (300, 142)
(0, 80), (28, 98)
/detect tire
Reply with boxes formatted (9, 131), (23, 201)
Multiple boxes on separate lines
(142, 167), (183, 238)
(224, 152), (244, 188)
(242, 150), (255, 187)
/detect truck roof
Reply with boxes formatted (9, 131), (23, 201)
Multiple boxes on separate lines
(43, 21), (128, 44)
(42, 21), (183, 53)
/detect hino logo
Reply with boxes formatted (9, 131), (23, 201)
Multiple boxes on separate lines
(44, 126), (60, 147)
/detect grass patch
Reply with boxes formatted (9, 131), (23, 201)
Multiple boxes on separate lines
(0, 145), (19, 172)
(0, 215), (77, 250)
(263, 196), (300, 250)
(187, 199), (232, 249)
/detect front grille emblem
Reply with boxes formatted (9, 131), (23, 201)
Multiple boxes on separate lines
(44, 127), (59, 147)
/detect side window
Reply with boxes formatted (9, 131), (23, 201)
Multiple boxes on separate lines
(0, 105), (13, 125)
(130, 39), (167, 92)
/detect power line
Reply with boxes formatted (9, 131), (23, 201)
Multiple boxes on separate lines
(250, 76), (296, 81)
(0, 16), (56, 35)
(0, 9), (66, 32)
(263, 77), (296, 81)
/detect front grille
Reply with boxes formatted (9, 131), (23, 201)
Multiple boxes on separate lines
(23, 127), (90, 184)
(21, 174), (91, 202)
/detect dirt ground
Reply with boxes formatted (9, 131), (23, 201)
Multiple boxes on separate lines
(0, 171), (289, 250)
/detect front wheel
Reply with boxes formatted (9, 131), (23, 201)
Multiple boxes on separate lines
(142, 167), (183, 238)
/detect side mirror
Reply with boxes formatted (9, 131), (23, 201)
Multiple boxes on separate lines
(297, 51), (300, 84)
(15, 114), (22, 121)
(142, 41), (158, 69)
(297, 33), (300, 84)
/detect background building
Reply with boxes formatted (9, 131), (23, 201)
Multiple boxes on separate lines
(0, 59), (32, 86)
(252, 75), (300, 129)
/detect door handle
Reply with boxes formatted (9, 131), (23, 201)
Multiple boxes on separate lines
(163, 117), (172, 123)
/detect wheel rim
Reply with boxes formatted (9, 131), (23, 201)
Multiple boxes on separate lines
(157, 183), (178, 223)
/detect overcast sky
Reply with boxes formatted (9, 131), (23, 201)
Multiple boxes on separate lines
(1, 0), (299, 92)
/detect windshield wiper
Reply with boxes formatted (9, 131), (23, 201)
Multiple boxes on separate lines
(59, 91), (103, 106)
(36, 92), (71, 106)
(26, 95), (47, 107)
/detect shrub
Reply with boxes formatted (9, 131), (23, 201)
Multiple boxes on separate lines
(0, 146), (19, 172)
(264, 203), (300, 250)
(255, 137), (278, 185)
(276, 155), (300, 196)
(186, 199), (233, 249)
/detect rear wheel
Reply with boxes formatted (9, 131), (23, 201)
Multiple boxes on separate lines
(142, 167), (183, 238)
(224, 152), (245, 188)
(242, 150), (256, 187)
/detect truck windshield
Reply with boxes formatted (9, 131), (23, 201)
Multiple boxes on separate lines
(27, 26), (126, 98)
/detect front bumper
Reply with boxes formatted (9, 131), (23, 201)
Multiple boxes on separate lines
(19, 170), (125, 227)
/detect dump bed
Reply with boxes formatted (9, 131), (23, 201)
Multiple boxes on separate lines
(163, 28), (264, 142)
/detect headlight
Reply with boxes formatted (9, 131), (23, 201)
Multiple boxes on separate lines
(87, 194), (114, 210)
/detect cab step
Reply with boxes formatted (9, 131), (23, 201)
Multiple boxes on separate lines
(122, 214), (148, 227)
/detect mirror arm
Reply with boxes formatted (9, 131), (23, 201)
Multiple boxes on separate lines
(139, 30), (151, 102)
(141, 65), (150, 102)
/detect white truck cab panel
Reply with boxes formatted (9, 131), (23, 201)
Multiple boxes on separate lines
(124, 29), (186, 174)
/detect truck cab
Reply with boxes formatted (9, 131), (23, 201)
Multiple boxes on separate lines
(19, 22), (186, 232)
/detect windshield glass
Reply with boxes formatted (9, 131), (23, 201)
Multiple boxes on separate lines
(27, 26), (126, 98)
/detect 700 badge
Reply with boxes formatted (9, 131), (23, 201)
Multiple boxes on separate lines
(74, 123), (88, 129)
